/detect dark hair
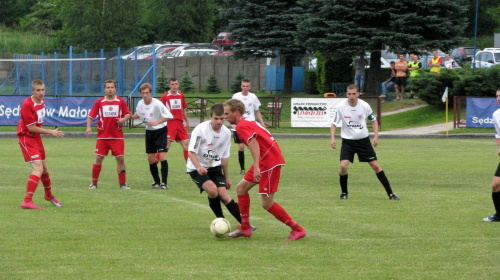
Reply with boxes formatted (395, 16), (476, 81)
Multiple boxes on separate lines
(169, 77), (178, 83)
(210, 103), (224, 116)
(241, 79), (251, 84)
(139, 83), (152, 93)
(347, 84), (359, 92)
(104, 79), (117, 88)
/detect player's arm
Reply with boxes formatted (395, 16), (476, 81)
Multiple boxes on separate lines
(27, 124), (64, 138)
(330, 124), (337, 149)
(86, 117), (94, 137)
(247, 137), (261, 182)
(255, 110), (266, 128)
(182, 109), (190, 131)
(188, 151), (207, 175)
(116, 114), (131, 125)
(148, 117), (171, 127)
(496, 138), (500, 156)
(221, 157), (231, 189)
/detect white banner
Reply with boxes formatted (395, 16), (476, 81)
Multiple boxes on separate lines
(291, 98), (347, 127)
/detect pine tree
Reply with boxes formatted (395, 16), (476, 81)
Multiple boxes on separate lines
(230, 72), (245, 94)
(180, 68), (195, 93)
(156, 66), (170, 94)
(205, 75), (221, 94)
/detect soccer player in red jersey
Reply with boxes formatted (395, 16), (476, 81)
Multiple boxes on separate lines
(160, 78), (190, 163)
(223, 99), (306, 241)
(86, 80), (132, 189)
(18, 79), (64, 209)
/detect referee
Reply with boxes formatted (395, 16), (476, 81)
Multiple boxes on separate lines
(330, 84), (399, 200)
(483, 87), (500, 222)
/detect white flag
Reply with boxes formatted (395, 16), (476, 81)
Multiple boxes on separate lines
(442, 87), (448, 103)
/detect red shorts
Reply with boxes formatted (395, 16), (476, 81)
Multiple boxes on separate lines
(167, 120), (188, 142)
(18, 135), (46, 162)
(95, 139), (125, 157)
(244, 166), (282, 195)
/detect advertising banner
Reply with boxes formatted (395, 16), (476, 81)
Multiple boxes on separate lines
(0, 96), (111, 126)
(291, 98), (347, 127)
(466, 97), (497, 128)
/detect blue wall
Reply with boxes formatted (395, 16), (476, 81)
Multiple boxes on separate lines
(265, 66), (304, 93)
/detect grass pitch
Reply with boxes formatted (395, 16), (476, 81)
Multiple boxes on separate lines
(0, 137), (499, 279)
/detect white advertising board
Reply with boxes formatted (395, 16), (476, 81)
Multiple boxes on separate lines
(291, 98), (347, 127)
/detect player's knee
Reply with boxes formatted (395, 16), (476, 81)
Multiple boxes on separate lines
(492, 182), (500, 192)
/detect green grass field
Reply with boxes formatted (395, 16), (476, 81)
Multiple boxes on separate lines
(1, 137), (499, 279)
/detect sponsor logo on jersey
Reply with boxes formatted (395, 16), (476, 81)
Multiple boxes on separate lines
(103, 105), (119, 117)
(193, 136), (201, 149)
(347, 121), (364, 129)
(203, 150), (220, 161)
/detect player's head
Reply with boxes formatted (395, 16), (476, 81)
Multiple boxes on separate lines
(223, 99), (245, 125)
(390, 61), (395, 67)
(432, 50), (438, 57)
(241, 79), (251, 94)
(210, 103), (225, 130)
(497, 87), (500, 105)
(139, 83), (153, 101)
(104, 80), (117, 97)
(169, 78), (179, 92)
(346, 84), (360, 105)
(399, 54), (405, 60)
(414, 55), (419, 60)
(31, 79), (45, 102)
(445, 53), (450, 60)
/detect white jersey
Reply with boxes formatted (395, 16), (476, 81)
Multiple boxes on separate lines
(136, 98), (173, 130)
(232, 92), (261, 121)
(332, 99), (376, 140)
(444, 59), (456, 69)
(186, 120), (231, 172)
(493, 108), (500, 139)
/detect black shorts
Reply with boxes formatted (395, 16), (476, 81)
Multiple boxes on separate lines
(340, 137), (377, 163)
(232, 131), (242, 144)
(145, 126), (168, 154)
(494, 163), (500, 177)
(188, 165), (227, 193)
(395, 77), (406, 87)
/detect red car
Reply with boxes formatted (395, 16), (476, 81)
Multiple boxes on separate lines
(214, 51), (233, 56)
(212, 32), (235, 51)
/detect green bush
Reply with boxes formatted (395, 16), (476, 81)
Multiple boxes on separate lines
(180, 68), (195, 93)
(230, 72), (245, 93)
(316, 52), (352, 93)
(304, 70), (319, 95)
(407, 66), (500, 108)
(156, 66), (170, 94)
(205, 75), (221, 94)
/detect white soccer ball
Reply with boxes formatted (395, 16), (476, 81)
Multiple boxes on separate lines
(210, 218), (231, 238)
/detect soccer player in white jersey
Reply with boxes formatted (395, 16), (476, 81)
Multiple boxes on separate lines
(231, 79), (266, 175)
(331, 84), (399, 200)
(131, 83), (173, 190)
(483, 87), (500, 222)
(187, 104), (248, 225)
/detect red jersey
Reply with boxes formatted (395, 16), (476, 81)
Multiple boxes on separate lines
(17, 96), (45, 139)
(160, 91), (187, 122)
(88, 96), (131, 139)
(236, 117), (285, 172)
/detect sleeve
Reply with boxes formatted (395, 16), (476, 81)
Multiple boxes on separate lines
(236, 122), (255, 146)
(88, 100), (100, 119)
(221, 129), (231, 159)
(121, 98), (131, 116)
(254, 95), (261, 110)
(181, 94), (187, 110)
(494, 112), (500, 139)
(188, 126), (202, 152)
(332, 108), (341, 126)
(365, 103), (376, 121)
(20, 101), (36, 126)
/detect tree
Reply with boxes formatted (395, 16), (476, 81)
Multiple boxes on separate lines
(223, 0), (306, 94)
(55, 0), (148, 52)
(297, 0), (468, 95)
(0, 0), (37, 27)
(148, 0), (216, 43)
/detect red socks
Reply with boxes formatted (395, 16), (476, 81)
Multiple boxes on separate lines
(41, 173), (53, 198)
(92, 164), (102, 185)
(24, 174), (40, 203)
(183, 151), (188, 162)
(267, 203), (303, 232)
(118, 171), (126, 185)
(237, 194), (251, 230)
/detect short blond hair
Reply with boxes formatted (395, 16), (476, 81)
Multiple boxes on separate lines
(223, 99), (246, 115)
(139, 83), (152, 93)
(32, 79), (44, 88)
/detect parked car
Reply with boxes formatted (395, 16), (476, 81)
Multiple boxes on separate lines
(108, 45), (152, 60)
(471, 48), (500, 68)
(212, 32), (235, 51)
(170, 48), (217, 58)
(450, 47), (477, 66)
(148, 42), (188, 59)
(214, 51), (233, 56)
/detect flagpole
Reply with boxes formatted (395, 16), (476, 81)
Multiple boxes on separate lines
(445, 96), (449, 135)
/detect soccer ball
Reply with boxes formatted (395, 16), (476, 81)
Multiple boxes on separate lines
(210, 218), (231, 238)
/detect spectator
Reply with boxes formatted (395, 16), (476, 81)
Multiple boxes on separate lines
(381, 61), (396, 97)
(353, 54), (369, 95)
(407, 54), (422, 99)
(394, 54), (408, 101)
(444, 53), (456, 70)
(429, 50), (442, 74)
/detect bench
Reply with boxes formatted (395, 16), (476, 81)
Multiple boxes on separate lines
(262, 102), (283, 128)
